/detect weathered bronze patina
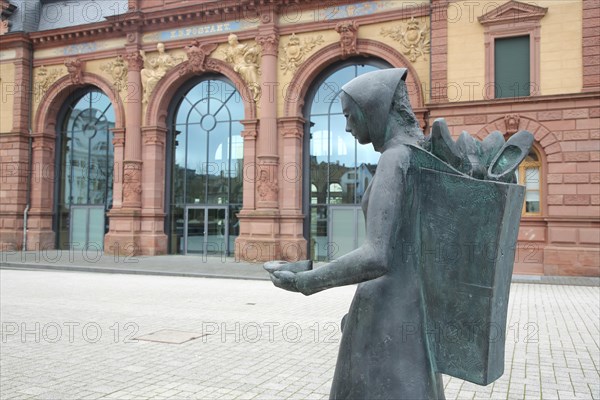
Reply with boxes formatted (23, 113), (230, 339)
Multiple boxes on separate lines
(265, 68), (533, 400)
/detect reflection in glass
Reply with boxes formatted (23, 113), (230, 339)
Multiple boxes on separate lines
(57, 89), (114, 249)
(307, 63), (384, 261)
(168, 78), (243, 255)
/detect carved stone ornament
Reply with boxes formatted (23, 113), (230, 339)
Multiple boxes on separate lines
(223, 34), (261, 102)
(0, 18), (8, 34)
(101, 55), (128, 92)
(257, 169), (278, 202)
(34, 65), (61, 100)
(124, 50), (144, 71)
(181, 40), (218, 75)
(123, 162), (142, 205)
(504, 114), (520, 134)
(280, 33), (324, 75)
(380, 17), (431, 62)
(64, 58), (84, 85)
(140, 42), (183, 104)
(335, 21), (359, 59)
(256, 33), (279, 56)
(0, 0), (15, 35)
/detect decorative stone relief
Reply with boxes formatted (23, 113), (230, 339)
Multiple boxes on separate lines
(381, 17), (430, 62)
(335, 21), (359, 59)
(257, 169), (278, 202)
(181, 40), (218, 74)
(34, 65), (61, 101)
(0, 1), (15, 35)
(100, 55), (128, 92)
(140, 42), (183, 104)
(123, 162), (142, 205)
(223, 34), (261, 102)
(504, 114), (520, 134)
(280, 33), (324, 75)
(65, 58), (84, 85)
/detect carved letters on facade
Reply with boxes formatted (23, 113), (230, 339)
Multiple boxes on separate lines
(504, 114), (520, 134)
(101, 55), (128, 92)
(182, 40), (218, 74)
(65, 58), (84, 85)
(280, 33), (324, 75)
(380, 17), (430, 62)
(335, 21), (359, 59)
(140, 42), (183, 104)
(224, 33), (261, 102)
(34, 65), (61, 101)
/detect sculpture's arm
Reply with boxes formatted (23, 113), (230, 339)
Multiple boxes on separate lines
(289, 147), (409, 296)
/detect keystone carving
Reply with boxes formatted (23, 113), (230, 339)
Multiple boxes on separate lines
(182, 40), (218, 74)
(335, 21), (359, 59)
(65, 58), (84, 85)
(504, 114), (520, 134)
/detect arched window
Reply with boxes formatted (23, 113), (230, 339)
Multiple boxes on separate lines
(55, 88), (115, 250)
(517, 148), (542, 215)
(166, 76), (244, 255)
(304, 59), (391, 261)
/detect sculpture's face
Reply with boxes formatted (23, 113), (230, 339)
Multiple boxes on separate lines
(341, 92), (370, 145)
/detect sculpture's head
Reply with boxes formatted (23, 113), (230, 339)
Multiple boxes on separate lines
(228, 34), (239, 45)
(341, 68), (422, 151)
(157, 43), (165, 53)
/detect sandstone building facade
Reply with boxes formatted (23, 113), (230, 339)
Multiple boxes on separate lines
(0, 0), (598, 276)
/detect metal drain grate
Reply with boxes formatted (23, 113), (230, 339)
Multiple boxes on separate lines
(134, 329), (208, 344)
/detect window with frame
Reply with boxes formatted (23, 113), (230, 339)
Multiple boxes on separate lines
(494, 35), (530, 98)
(516, 148), (542, 215)
(479, 1), (547, 100)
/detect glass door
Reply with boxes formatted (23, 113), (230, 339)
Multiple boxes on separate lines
(184, 206), (228, 256)
(70, 205), (106, 250)
(328, 206), (365, 260)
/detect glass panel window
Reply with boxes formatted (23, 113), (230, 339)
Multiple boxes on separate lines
(517, 149), (542, 215)
(57, 89), (114, 250)
(495, 35), (530, 99)
(168, 77), (243, 255)
(306, 61), (389, 261)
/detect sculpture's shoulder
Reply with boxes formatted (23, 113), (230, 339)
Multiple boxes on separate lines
(379, 144), (412, 174)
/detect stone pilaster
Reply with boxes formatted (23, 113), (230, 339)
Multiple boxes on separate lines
(430, 0), (449, 103)
(0, 34), (31, 250)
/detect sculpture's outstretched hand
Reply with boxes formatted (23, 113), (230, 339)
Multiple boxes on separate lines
(264, 260), (312, 293)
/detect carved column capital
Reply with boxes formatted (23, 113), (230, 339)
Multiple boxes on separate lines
(124, 50), (144, 71)
(257, 33), (279, 56)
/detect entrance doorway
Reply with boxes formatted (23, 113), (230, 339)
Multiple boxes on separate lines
(183, 206), (228, 256)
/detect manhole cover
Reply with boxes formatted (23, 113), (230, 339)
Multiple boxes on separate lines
(134, 329), (207, 344)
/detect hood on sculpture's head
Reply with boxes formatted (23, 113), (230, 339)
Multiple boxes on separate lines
(341, 68), (408, 143)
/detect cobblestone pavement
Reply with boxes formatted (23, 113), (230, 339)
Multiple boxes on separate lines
(1, 270), (598, 400)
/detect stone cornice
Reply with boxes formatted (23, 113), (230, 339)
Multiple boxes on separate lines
(478, 0), (547, 26)
(25, 1), (431, 49)
(426, 92), (600, 110)
(0, 32), (31, 49)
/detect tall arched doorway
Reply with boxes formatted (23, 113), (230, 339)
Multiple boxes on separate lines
(303, 59), (391, 261)
(54, 88), (115, 250)
(166, 76), (244, 256)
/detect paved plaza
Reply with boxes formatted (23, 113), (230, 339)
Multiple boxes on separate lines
(0, 269), (599, 400)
